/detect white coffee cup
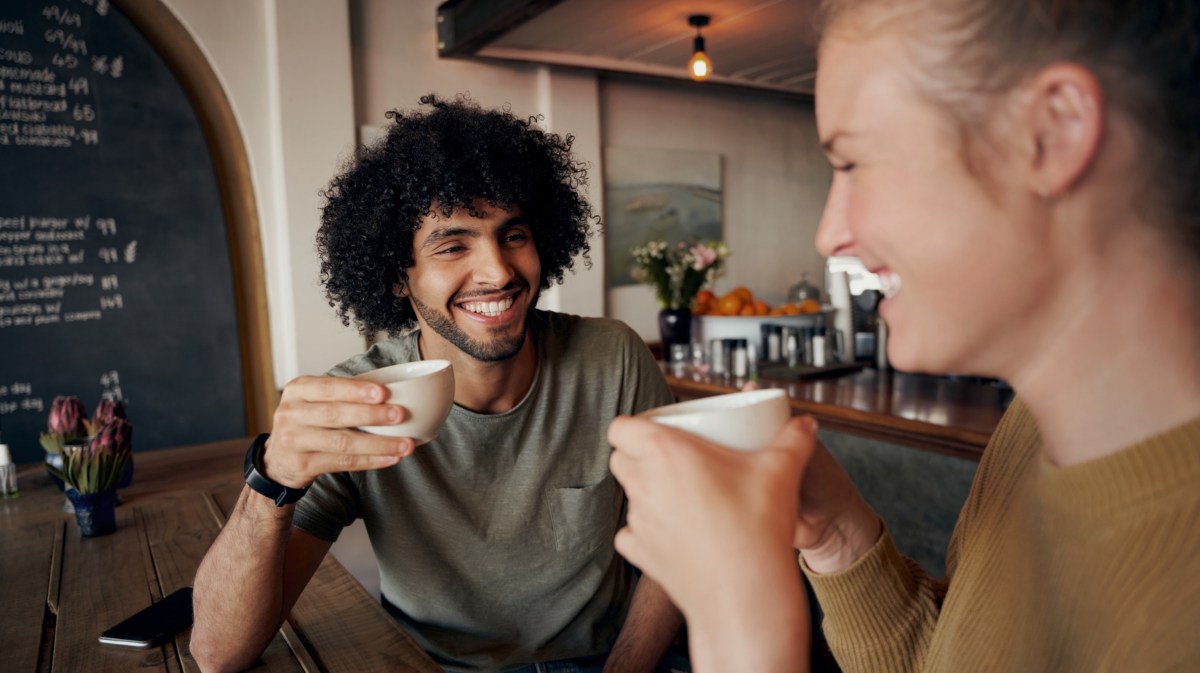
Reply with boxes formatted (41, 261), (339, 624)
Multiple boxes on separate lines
(636, 388), (790, 451)
(353, 360), (455, 444)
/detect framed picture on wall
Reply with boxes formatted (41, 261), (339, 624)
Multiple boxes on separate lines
(603, 147), (723, 289)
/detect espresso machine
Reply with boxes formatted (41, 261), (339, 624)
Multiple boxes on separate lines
(823, 256), (887, 367)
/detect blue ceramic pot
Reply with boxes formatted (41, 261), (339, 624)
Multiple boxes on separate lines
(66, 489), (118, 537)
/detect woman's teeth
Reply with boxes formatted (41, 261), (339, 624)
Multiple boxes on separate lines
(879, 272), (902, 298)
(462, 296), (514, 316)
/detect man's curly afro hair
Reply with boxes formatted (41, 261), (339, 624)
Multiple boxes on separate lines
(316, 93), (596, 336)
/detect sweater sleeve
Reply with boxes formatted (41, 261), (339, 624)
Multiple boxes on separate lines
(802, 399), (1036, 673)
(802, 526), (949, 673)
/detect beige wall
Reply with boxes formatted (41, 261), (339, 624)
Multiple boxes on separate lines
(601, 77), (832, 340)
(160, 0), (362, 384)
(155, 0), (832, 375)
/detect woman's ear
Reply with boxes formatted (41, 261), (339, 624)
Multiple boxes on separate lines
(1023, 62), (1104, 198)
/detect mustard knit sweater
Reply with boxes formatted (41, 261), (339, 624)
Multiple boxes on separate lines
(805, 399), (1200, 672)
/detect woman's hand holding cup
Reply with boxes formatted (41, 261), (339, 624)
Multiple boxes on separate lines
(790, 438), (883, 574)
(608, 407), (818, 668)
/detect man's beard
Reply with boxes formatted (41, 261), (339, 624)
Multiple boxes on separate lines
(409, 287), (537, 363)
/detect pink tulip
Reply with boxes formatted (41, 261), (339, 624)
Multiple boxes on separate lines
(48, 396), (88, 440)
(89, 418), (132, 457)
(93, 398), (126, 424)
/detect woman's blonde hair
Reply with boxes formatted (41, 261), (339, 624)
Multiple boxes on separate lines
(818, 0), (1200, 256)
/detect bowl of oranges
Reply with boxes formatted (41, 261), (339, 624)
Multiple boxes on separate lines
(693, 287), (823, 318)
(692, 286), (829, 346)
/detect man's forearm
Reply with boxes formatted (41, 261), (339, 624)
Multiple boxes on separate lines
(605, 576), (684, 673)
(191, 486), (294, 673)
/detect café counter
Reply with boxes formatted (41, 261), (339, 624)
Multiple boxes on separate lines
(663, 365), (1014, 462)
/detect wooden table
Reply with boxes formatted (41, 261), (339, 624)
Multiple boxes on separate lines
(0, 438), (442, 673)
(665, 367), (1014, 461)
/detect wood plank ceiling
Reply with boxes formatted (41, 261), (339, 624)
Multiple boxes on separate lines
(437, 0), (821, 97)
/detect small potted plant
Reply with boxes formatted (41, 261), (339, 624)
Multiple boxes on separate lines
(39, 396), (89, 490)
(49, 418), (133, 537)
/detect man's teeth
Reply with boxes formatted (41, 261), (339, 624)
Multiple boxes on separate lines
(462, 296), (514, 316)
(879, 272), (902, 298)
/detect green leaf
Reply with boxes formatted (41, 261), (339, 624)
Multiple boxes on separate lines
(46, 461), (66, 482)
(102, 457), (115, 491)
(86, 458), (98, 493)
(39, 432), (65, 454)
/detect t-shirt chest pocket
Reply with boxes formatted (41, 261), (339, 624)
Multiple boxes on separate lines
(548, 474), (621, 556)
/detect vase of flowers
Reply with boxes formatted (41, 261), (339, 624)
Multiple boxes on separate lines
(631, 239), (730, 362)
(49, 417), (133, 537)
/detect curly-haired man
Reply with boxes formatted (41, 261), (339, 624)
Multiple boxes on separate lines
(192, 95), (686, 673)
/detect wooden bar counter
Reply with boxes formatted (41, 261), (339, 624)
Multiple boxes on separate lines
(0, 438), (441, 673)
(664, 365), (1014, 461)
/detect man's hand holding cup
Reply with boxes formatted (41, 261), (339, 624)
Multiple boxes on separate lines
(264, 361), (454, 489)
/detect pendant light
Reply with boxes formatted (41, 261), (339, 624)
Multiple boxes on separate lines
(688, 15), (712, 81)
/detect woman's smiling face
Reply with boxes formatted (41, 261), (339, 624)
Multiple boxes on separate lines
(814, 27), (1051, 376)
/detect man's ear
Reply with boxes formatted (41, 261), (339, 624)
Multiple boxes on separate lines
(393, 279), (408, 298)
(1023, 62), (1104, 198)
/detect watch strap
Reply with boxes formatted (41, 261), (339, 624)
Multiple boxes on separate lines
(243, 433), (309, 507)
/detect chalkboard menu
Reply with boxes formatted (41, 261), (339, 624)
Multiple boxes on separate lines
(0, 0), (249, 464)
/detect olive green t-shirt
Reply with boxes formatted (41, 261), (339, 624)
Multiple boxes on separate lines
(292, 310), (673, 673)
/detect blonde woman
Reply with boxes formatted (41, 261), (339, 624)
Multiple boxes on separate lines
(608, 1), (1200, 671)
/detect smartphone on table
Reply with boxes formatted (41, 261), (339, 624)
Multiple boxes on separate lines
(98, 586), (194, 648)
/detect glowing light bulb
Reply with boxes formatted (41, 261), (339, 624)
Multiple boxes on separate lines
(689, 51), (711, 80)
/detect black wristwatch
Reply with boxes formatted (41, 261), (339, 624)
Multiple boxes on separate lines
(243, 433), (309, 507)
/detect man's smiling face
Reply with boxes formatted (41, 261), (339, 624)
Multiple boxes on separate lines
(402, 200), (541, 362)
